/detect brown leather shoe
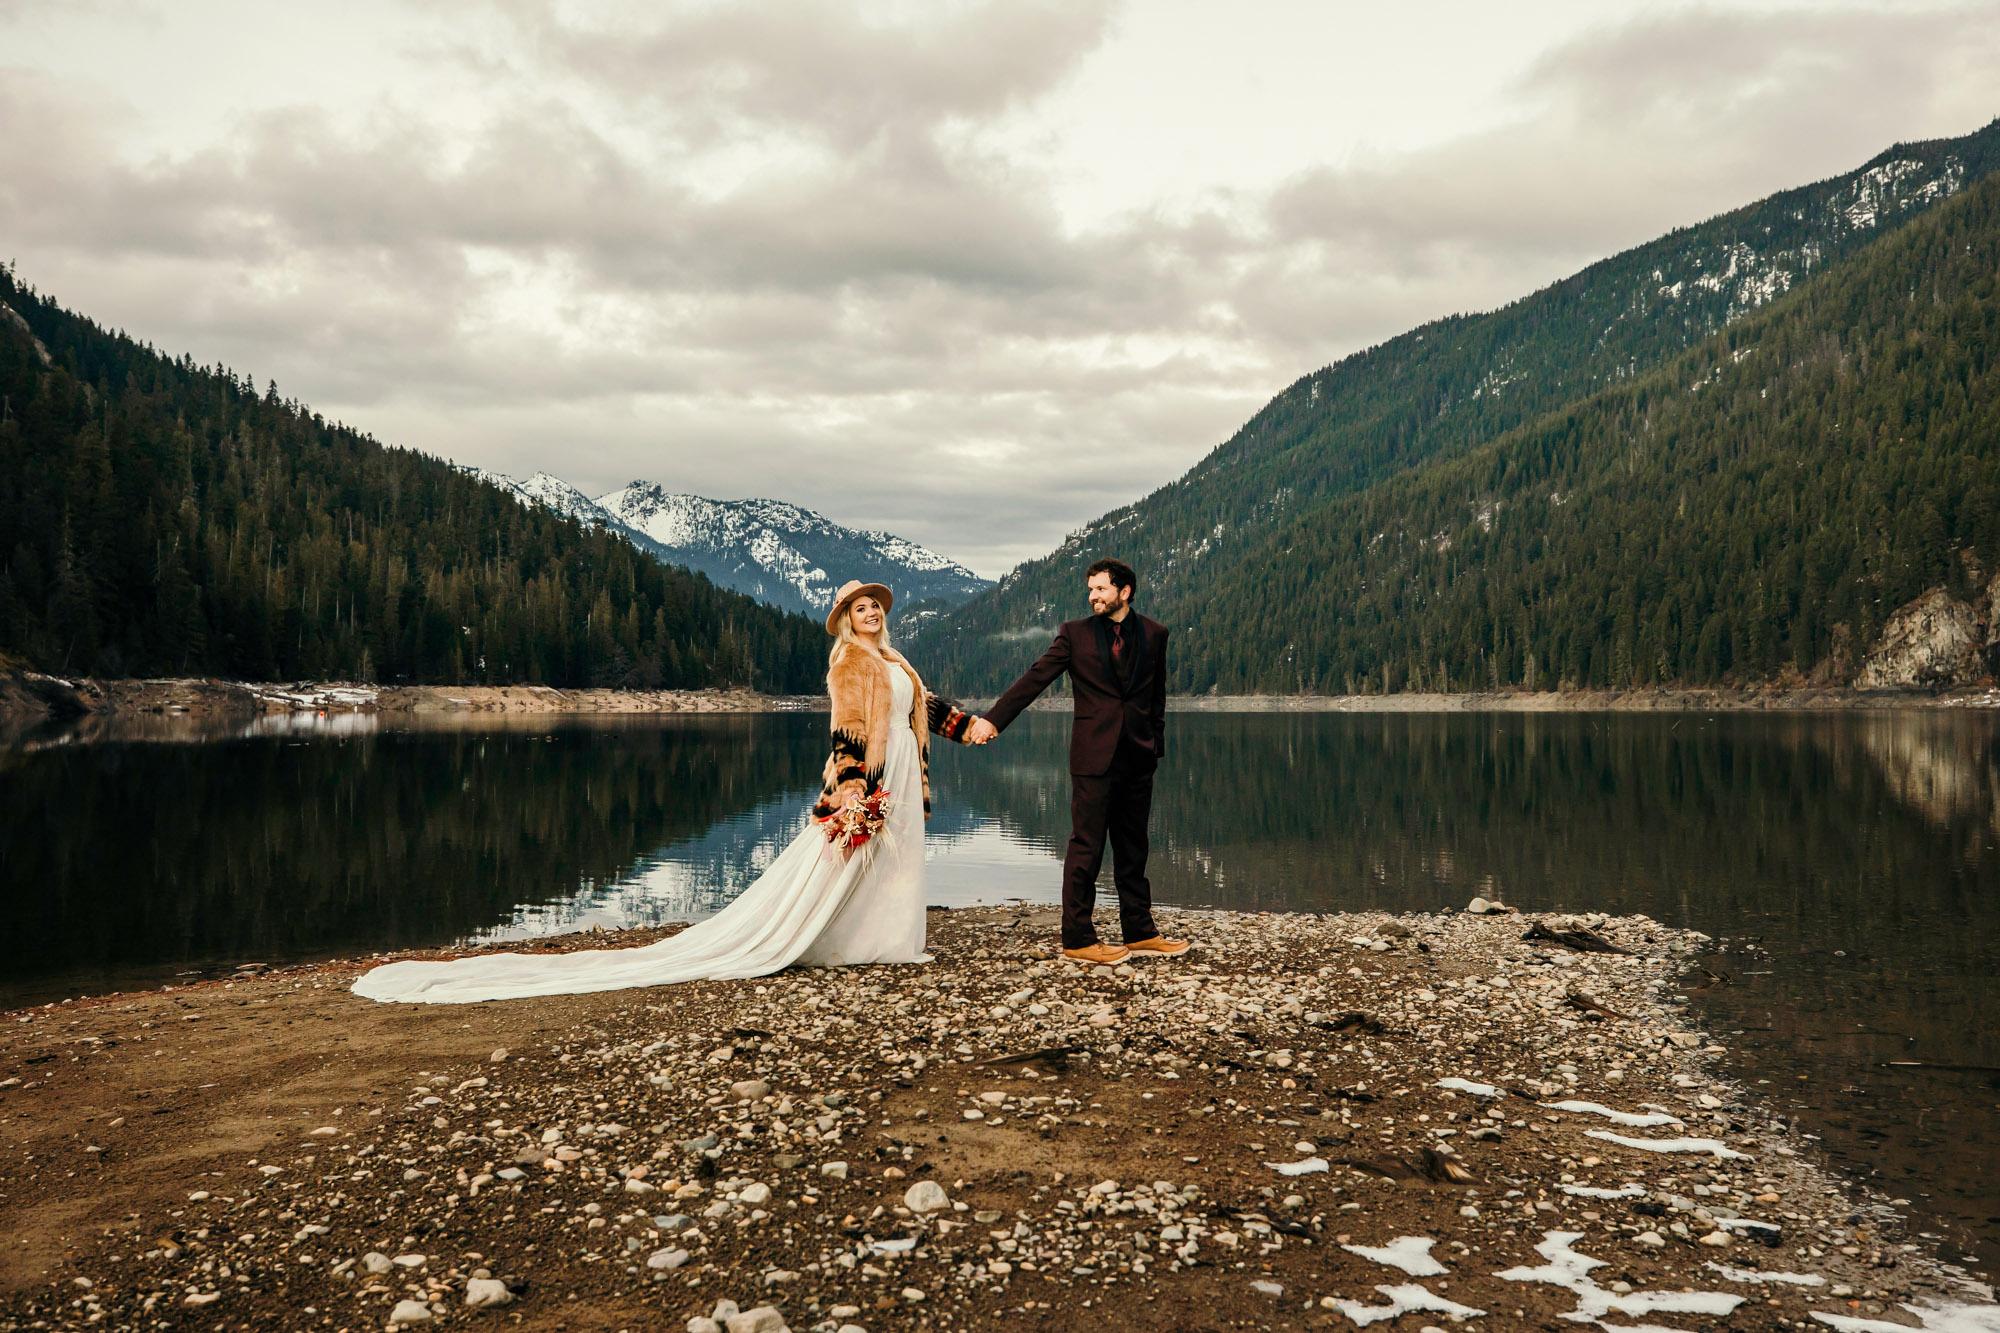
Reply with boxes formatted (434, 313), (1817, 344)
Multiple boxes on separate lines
(1125, 935), (1190, 956)
(1062, 942), (1131, 965)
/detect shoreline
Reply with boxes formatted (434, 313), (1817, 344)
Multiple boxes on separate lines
(2, 907), (1990, 1331)
(4, 671), (1996, 730)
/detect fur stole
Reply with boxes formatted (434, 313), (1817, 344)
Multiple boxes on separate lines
(813, 643), (972, 821)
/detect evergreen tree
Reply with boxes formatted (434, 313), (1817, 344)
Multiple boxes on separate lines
(0, 270), (825, 691)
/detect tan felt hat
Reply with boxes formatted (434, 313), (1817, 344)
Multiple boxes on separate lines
(825, 579), (894, 635)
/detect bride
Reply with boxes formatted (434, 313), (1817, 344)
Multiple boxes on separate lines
(352, 580), (983, 1004)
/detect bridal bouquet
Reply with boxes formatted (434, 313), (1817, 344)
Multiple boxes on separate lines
(821, 787), (891, 851)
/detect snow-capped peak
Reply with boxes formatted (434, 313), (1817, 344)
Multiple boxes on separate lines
(460, 466), (990, 618)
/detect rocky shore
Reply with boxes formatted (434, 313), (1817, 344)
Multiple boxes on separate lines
(0, 673), (820, 731)
(2, 907), (1992, 1332)
(3, 670), (1996, 735)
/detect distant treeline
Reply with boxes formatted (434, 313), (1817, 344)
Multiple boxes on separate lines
(0, 271), (825, 690)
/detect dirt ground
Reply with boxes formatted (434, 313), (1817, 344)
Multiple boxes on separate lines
(2, 906), (1990, 1333)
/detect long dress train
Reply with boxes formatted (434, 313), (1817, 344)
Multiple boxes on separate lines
(351, 667), (929, 1004)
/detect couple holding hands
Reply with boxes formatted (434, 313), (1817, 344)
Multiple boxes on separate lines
(354, 558), (1186, 1005)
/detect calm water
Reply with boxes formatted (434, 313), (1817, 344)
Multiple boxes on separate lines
(3, 709), (1997, 1269)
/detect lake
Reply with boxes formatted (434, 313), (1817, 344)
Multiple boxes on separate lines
(3, 708), (1996, 1271)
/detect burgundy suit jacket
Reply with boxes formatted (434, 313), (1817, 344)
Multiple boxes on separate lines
(983, 614), (1168, 775)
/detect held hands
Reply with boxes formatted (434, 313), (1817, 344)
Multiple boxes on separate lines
(965, 717), (999, 746)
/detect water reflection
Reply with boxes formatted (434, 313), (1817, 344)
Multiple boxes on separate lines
(0, 716), (818, 1003)
(4, 708), (1997, 1269)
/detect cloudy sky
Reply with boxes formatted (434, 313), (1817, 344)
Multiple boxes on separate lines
(4, 1), (1997, 575)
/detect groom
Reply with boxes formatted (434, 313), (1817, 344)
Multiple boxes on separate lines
(967, 559), (1190, 964)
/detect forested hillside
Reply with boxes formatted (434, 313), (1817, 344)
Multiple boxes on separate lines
(1164, 170), (2000, 692)
(920, 119), (2000, 692)
(0, 272), (825, 690)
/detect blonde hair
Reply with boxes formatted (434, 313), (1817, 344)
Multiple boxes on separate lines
(828, 597), (892, 664)
(828, 597), (928, 747)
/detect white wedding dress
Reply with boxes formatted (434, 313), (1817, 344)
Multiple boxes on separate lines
(352, 667), (930, 1004)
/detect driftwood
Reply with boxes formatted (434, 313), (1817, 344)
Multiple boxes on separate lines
(1336, 1147), (1476, 1185)
(973, 1045), (1085, 1072)
(1522, 920), (1635, 955)
(1315, 1012), (1388, 1036)
(1884, 1060), (2000, 1075)
(1562, 990), (1634, 1021)
(1214, 1207), (1312, 1237)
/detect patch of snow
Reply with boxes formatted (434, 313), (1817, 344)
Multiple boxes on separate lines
(1330, 1283), (1485, 1327)
(1341, 1236), (1448, 1276)
(1812, 1303), (2000, 1332)
(1497, 1230), (1744, 1324)
(1583, 1130), (1749, 1158)
(1559, 1182), (1647, 1200)
(1542, 1101), (1683, 1128)
(1265, 1156), (1329, 1177)
(1437, 1078), (1501, 1098)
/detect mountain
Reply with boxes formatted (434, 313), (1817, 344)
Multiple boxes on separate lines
(919, 117), (2000, 692)
(599, 482), (992, 618)
(468, 469), (992, 619)
(952, 162), (2000, 695)
(0, 272), (826, 691)
(1173, 168), (2000, 693)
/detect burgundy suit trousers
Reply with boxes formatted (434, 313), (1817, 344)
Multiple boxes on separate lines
(1062, 737), (1161, 949)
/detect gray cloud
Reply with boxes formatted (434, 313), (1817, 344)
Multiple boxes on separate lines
(2, 2), (1997, 575)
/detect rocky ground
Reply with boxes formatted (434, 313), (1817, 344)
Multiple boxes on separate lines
(4, 909), (1996, 1333)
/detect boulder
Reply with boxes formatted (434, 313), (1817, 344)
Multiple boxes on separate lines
(1856, 587), (1986, 688)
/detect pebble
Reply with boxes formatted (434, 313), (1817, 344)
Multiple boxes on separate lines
(903, 1180), (950, 1214)
(388, 1298), (433, 1324)
(464, 1277), (513, 1308)
(9, 904), (1960, 1333)
(725, 1308), (789, 1333)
